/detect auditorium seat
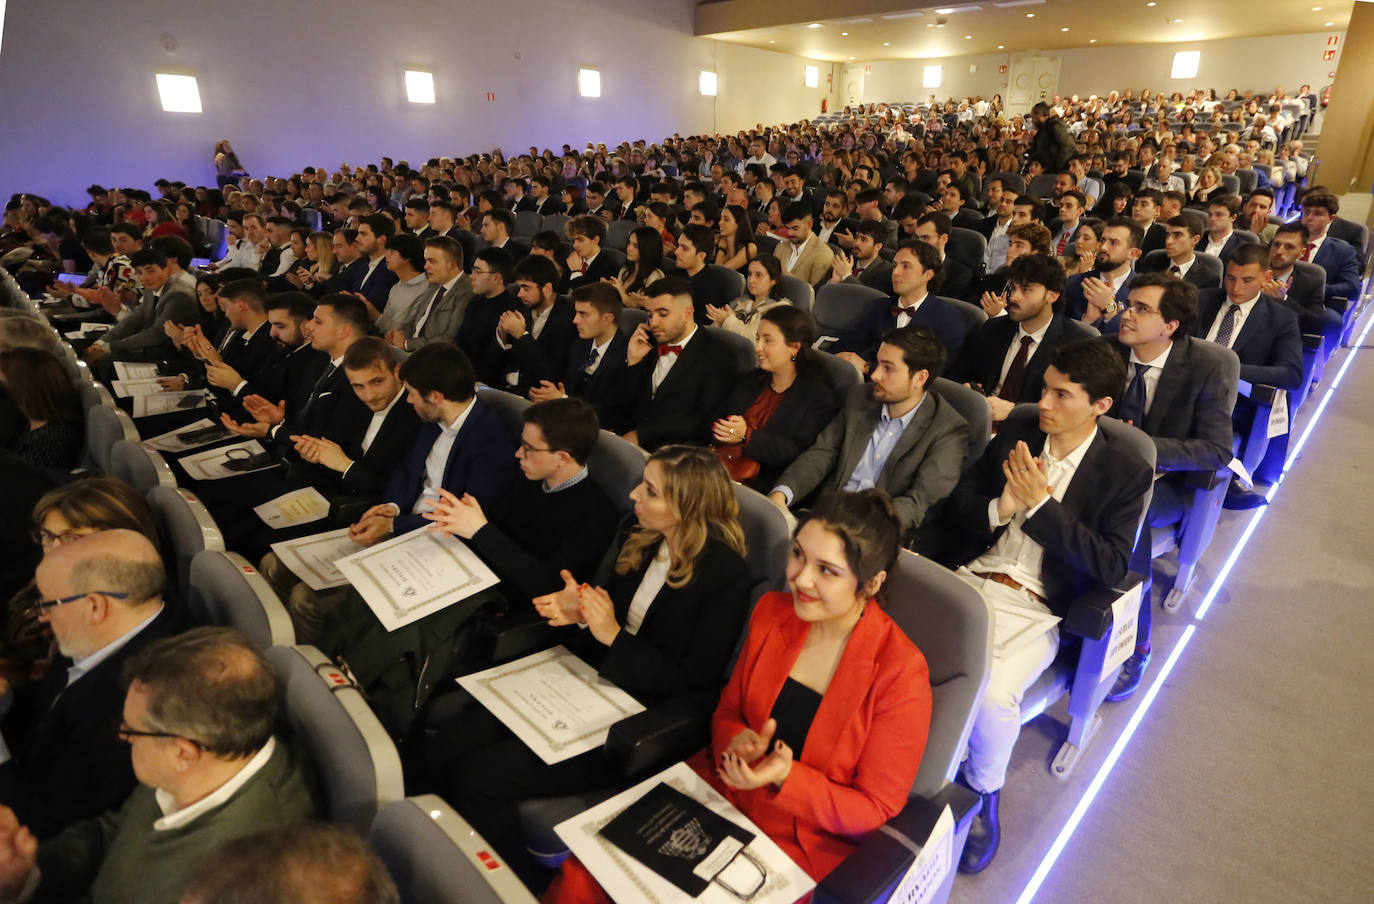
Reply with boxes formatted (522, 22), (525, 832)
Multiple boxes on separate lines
(947, 227), (989, 282)
(108, 439), (176, 493)
(777, 272), (815, 312)
(188, 549), (295, 648)
(541, 213), (569, 236)
(369, 796), (538, 904)
(77, 378), (111, 411)
(604, 219), (635, 252)
(1003, 406), (1157, 777)
(706, 325), (757, 374)
(85, 403), (138, 473)
(616, 307), (648, 337)
(707, 263), (745, 300)
(942, 295), (989, 336)
(513, 211), (542, 238)
(813, 282), (887, 347)
(476, 384), (529, 435)
(267, 644), (405, 832)
(1027, 173), (1058, 200)
(928, 378), (991, 466)
(816, 348), (862, 394)
(146, 485), (226, 595)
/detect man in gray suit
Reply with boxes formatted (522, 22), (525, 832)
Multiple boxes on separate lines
(83, 246), (197, 372)
(1136, 216), (1223, 290)
(384, 235), (473, 352)
(1105, 272), (1238, 701)
(769, 325), (970, 537)
(0, 627), (317, 904)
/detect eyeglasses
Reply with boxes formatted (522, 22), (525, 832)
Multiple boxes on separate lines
(518, 440), (554, 455)
(30, 590), (128, 613)
(30, 527), (93, 547)
(1123, 301), (1161, 317)
(115, 721), (211, 751)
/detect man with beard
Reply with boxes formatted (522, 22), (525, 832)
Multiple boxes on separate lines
(1063, 217), (1143, 331)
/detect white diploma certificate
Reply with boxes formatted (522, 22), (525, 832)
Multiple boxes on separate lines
(113, 362), (159, 381)
(336, 529), (499, 632)
(253, 487), (332, 529)
(132, 390), (207, 418)
(993, 604), (1061, 659)
(459, 646), (646, 765)
(142, 418), (234, 453)
(177, 440), (275, 480)
(555, 762), (815, 904)
(112, 378), (168, 398)
(269, 528), (364, 591)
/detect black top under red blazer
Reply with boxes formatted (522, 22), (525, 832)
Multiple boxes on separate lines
(944, 419), (1152, 617)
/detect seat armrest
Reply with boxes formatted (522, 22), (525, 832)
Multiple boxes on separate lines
(1301, 333), (1324, 350)
(1182, 467), (1230, 492)
(604, 697), (709, 778)
(1062, 573), (1145, 641)
(814, 784), (981, 904)
(484, 607), (559, 663)
(1236, 379), (1278, 406)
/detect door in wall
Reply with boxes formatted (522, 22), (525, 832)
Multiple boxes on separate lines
(841, 66), (865, 109)
(1007, 56), (1060, 116)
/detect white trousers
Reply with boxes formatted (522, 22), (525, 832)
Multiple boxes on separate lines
(956, 568), (1060, 793)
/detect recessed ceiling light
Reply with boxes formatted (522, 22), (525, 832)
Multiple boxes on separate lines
(768, 39), (775, 43)
(927, 22), (936, 27)
(936, 6), (955, 12)
(998, 44), (1006, 49)
(1325, 21), (1334, 26)
(883, 41), (891, 46)
(810, 48), (819, 53)
(1061, 26), (1070, 31)
(1026, 12), (1035, 17)
(1311, 6), (1322, 10)
(1089, 38), (1097, 43)
(965, 34), (974, 39)
(841, 32), (848, 35)
(1146, 1), (1156, 5)
(807, 22), (822, 28)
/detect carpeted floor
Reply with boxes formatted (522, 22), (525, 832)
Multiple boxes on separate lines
(951, 310), (1374, 904)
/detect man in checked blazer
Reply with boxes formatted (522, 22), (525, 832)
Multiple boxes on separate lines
(770, 325), (969, 539)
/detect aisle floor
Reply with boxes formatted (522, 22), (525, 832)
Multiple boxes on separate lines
(950, 306), (1374, 904)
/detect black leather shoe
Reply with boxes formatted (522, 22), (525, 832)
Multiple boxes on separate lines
(1105, 649), (1151, 702)
(1223, 485), (1269, 510)
(959, 787), (1000, 873)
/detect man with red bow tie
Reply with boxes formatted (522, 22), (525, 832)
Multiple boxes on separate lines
(617, 276), (738, 450)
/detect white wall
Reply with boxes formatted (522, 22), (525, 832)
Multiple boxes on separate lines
(0, 0), (832, 206)
(859, 32), (1345, 105)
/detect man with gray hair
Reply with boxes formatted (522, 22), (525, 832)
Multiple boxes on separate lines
(0, 626), (317, 904)
(0, 530), (175, 839)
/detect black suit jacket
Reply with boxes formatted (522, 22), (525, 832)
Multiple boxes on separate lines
(457, 291), (522, 385)
(278, 357), (370, 451)
(513, 196), (538, 214)
(1136, 250), (1223, 290)
(1276, 263), (1327, 334)
(945, 421), (1152, 617)
(356, 259), (400, 312)
(936, 254), (976, 301)
(1140, 223), (1167, 257)
(619, 327), (739, 450)
(1193, 291), (1303, 390)
(561, 332), (629, 424)
(207, 323), (280, 417)
(566, 251), (620, 289)
(503, 297), (578, 394)
(0, 452), (52, 598)
(533, 197), (565, 217)
(1106, 335), (1237, 471)
(0, 607), (175, 839)
(844, 294), (970, 373)
(716, 371), (840, 490)
(953, 313), (1084, 401)
(291, 392), (423, 496)
(569, 534), (752, 707)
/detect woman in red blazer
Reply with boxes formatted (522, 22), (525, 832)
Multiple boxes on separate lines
(546, 490), (931, 902)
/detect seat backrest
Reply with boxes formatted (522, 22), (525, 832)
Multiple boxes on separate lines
(928, 377), (991, 465)
(146, 485), (226, 594)
(990, 171), (1026, 197)
(542, 213), (570, 236)
(597, 247), (626, 275)
(78, 379), (107, 411)
(883, 549), (993, 796)
(947, 228), (988, 279)
(267, 644), (405, 832)
(813, 282), (887, 338)
(734, 483), (791, 602)
(303, 209), (323, 231)
(777, 274), (815, 312)
(188, 549), (295, 648)
(476, 385), (531, 437)
(86, 404), (139, 473)
(605, 219), (635, 252)
(513, 211), (542, 237)
(815, 349), (861, 395)
(705, 325), (757, 374)
(708, 264), (745, 300)
(614, 303), (649, 337)
(1027, 173), (1058, 199)
(586, 429), (645, 516)
(1220, 173), (1240, 195)
(109, 440), (176, 494)
(753, 233), (779, 256)
(941, 295), (988, 336)
(1061, 318), (1100, 340)
(369, 796), (538, 904)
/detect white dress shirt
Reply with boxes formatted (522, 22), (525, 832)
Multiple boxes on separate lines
(1204, 231), (1233, 257)
(784, 234), (813, 274)
(624, 544), (671, 635)
(994, 318), (1052, 395)
(1203, 294), (1260, 348)
(894, 294), (927, 329)
(360, 388), (404, 454)
(1129, 340), (1174, 415)
(651, 325), (697, 394)
(967, 427), (1098, 601)
(585, 333), (615, 375)
(410, 399), (476, 515)
(413, 273), (462, 335)
(1166, 255), (1195, 280)
(154, 737), (277, 831)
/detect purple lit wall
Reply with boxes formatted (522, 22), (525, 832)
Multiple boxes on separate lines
(0, 0), (836, 206)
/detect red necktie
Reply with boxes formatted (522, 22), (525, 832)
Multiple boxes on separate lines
(1301, 242), (1315, 261)
(656, 344), (683, 356)
(1056, 231), (1070, 255)
(1169, 265), (1181, 277)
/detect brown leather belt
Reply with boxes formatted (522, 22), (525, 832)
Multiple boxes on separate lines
(973, 571), (1045, 604)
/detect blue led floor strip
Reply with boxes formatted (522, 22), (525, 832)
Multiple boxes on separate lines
(1014, 297), (1374, 904)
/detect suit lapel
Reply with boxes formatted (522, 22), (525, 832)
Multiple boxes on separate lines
(836, 389), (882, 485)
(652, 330), (707, 396)
(796, 604), (883, 768)
(1058, 430), (1110, 515)
(1231, 296), (1273, 357)
(879, 393), (937, 482)
(1143, 338), (1188, 433)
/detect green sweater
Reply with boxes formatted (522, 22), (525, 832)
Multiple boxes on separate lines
(34, 738), (318, 904)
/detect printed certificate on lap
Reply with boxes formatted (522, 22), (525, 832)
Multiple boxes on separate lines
(555, 762), (814, 904)
(178, 440), (276, 480)
(459, 646), (646, 765)
(113, 362), (159, 381)
(336, 529), (499, 632)
(253, 487), (332, 529)
(269, 528), (363, 591)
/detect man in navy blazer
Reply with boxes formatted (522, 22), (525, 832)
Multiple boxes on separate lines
(1300, 191), (1362, 308)
(529, 282), (628, 427)
(347, 343), (519, 544)
(838, 240), (969, 375)
(351, 214), (400, 316)
(1063, 217), (1143, 332)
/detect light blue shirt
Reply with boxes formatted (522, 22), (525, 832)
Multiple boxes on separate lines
(842, 396), (925, 492)
(66, 604), (165, 688)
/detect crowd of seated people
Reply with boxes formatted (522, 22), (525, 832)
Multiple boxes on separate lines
(0, 75), (1362, 902)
